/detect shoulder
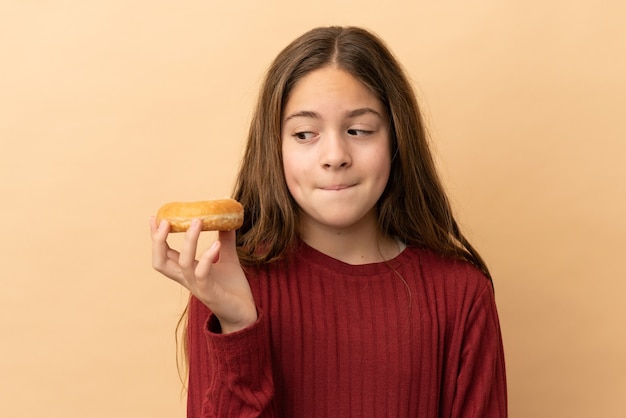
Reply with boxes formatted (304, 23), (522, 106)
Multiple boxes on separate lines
(402, 246), (493, 303)
(405, 246), (488, 279)
(400, 248), (501, 340)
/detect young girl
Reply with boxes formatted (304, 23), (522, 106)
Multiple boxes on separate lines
(151, 26), (507, 417)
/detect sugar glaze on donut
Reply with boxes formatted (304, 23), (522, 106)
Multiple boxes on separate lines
(156, 199), (244, 232)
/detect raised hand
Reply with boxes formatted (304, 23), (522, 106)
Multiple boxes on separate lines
(150, 217), (258, 333)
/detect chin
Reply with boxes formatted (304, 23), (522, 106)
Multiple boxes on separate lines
(319, 212), (375, 231)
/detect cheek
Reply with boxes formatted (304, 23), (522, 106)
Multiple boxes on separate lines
(282, 161), (306, 206)
(372, 147), (392, 184)
(282, 141), (309, 178)
(377, 165), (392, 193)
(282, 161), (294, 189)
(281, 149), (301, 190)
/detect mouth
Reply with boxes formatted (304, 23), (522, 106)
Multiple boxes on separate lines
(320, 184), (355, 191)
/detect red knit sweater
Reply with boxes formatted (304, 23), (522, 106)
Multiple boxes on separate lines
(187, 240), (507, 417)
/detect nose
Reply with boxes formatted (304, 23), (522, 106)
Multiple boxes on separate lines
(320, 133), (351, 169)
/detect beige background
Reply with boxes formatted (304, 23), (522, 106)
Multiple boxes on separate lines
(1, 1), (624, 417)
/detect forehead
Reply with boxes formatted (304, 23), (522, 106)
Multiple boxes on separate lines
(283, 67), (384, 116)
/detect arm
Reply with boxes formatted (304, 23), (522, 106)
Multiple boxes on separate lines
(187, 298), (276, 418)
(451, 284), (508, 418)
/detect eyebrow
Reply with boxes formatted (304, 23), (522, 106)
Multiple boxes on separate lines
(283, 107), (383, 123)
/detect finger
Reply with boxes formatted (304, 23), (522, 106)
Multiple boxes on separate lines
(217, 230), (238, 262)
(166, 248), (180, 264)
(196, 240), (220, 280)
(148, 219), (192, 290)
(179, 218), (202, 275)
(151, 219), (172, 271)
(150, 217), (169, 237)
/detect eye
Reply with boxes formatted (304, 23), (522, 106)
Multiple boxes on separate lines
(294, 131), (317, 141)
(347, 128), (373, 136)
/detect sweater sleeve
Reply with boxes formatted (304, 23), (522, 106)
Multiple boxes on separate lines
(451, 284), (508, 418)
(187, 296), (276, 418)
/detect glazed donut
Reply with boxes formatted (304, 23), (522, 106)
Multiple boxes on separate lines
(156, 199), (244, 232)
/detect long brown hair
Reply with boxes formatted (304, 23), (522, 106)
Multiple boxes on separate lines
(177, 26), (492, 385)
(233, 25), (491, 280)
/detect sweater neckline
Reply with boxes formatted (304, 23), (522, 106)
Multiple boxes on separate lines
(294, 238), (415, 276)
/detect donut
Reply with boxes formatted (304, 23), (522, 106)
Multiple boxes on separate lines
(156, 199), (244, 232)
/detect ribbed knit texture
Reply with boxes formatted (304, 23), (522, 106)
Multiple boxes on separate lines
(187, 240), (507, 417)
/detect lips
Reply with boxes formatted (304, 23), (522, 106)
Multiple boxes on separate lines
(320, 184), (355, 191)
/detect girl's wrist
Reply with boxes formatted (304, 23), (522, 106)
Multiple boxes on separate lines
(218, 312), (259, 334)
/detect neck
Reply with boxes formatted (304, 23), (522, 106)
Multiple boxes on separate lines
(298, 211), (400, 265)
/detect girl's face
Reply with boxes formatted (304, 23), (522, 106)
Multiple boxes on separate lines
(281, 66), (391, 236)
